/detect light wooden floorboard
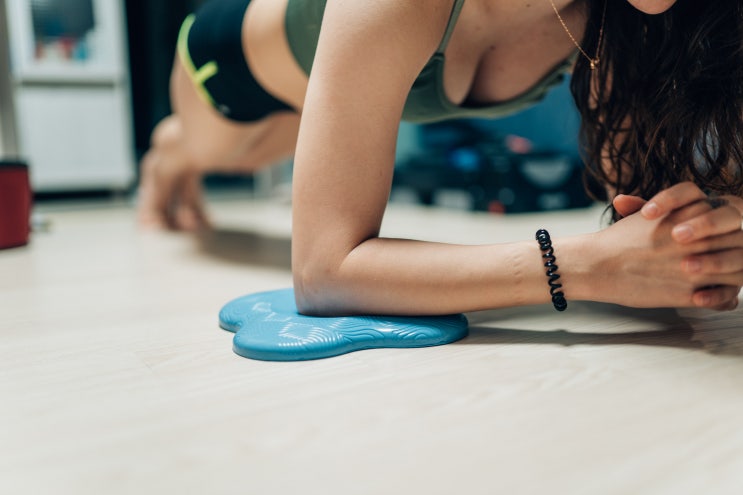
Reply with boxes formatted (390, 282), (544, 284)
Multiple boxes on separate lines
(1, 197), (741, 495)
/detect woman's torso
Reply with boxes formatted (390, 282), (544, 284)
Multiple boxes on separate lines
(243, 0), (584, 118)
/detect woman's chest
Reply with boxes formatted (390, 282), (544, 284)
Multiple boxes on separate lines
(441, 0), (583, 105)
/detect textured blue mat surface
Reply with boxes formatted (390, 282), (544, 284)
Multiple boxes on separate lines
(219, 289), (469, 361)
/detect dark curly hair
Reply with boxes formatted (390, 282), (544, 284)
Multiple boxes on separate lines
(571, 0), (743, 210)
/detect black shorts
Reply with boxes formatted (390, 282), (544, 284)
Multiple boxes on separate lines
(177, 0), (294, 122)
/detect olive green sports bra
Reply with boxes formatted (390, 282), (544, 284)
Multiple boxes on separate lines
(285, 0), (575, 124)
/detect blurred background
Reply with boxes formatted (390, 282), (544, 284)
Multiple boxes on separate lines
(0, 0), (591, 213)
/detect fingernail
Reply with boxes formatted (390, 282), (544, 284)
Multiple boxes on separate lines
(673, 225), (694, 242)
(642, 202), (660, 218)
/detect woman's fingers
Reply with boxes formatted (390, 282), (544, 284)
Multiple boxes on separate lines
(670, 203), (743, 243)
(138, 150), (178, 229)
(723, 195), (743, 216)
(639, 182), (743, 242)
(641, 182), (707, 219)
(683, 247), (743, 276)
(173, 173), (210, 231)
(688, 229), (743, 258)
(612, 194), (647, 218)
(692, 285), (741, 309)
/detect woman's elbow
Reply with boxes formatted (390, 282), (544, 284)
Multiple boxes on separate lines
(292, 257), (341, 316)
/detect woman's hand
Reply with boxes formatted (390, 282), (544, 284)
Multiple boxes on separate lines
(601, 183), (743, 310)
(138, 158), (209, 231)
(594, 200), (743, 310)
(643, 182), (743, 310)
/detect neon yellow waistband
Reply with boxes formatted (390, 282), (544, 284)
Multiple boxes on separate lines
(177, 14), (219, 107)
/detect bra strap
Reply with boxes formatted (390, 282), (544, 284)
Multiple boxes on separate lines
(436, 0), (466, 54)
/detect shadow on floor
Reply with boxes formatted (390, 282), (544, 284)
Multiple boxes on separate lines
(464, 325), (702, 350)
(462, 302), (743, 356)
(195, 228), (291, 270)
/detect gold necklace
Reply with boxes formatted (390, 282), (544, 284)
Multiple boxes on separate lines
(549, 0), (607, 70)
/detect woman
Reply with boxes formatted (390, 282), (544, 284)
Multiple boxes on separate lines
(138, 0), (743, 315)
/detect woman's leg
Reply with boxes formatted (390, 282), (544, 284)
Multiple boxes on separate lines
(137, 56), (300, 230)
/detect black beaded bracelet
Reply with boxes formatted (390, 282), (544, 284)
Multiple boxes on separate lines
(535, 229), (568, 312)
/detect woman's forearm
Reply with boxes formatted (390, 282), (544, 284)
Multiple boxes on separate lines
(293, 234), (597, 316)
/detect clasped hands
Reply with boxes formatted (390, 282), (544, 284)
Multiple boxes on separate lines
(606, 182), (743, 311)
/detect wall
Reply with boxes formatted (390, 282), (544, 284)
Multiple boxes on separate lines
(125, 0), (206, 159)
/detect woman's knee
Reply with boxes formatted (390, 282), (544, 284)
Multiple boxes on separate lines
(151, 116), (183, 149)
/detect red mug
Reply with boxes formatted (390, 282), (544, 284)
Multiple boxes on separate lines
(0, 160), (32, 249)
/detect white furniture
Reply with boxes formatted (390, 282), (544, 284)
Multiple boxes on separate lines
(0, 0), (18, 156)
(3, 0), (134, 192)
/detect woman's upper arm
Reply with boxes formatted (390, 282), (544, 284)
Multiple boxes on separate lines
(291, 0), (452, 268)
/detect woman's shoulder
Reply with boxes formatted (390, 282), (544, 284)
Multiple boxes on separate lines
(304, 0), (463, 104)
(319, 0), (456, 40)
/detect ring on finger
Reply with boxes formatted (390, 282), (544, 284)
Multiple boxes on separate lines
(705, 196), (729, 210)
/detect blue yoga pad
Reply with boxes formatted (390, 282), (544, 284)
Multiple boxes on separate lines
(219, 288), (469, 361)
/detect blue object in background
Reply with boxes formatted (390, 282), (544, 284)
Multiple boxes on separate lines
(392, 77), (590, 213)
(396, 77), (581, 162)
(474, 77), (581, 158)
(220, 289), (469, 361)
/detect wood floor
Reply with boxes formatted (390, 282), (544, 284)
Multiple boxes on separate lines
(1, 196), (741, 495)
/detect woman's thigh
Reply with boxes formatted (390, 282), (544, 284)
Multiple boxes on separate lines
(169, 0), (301, 171)
(170, 58), (274, 169)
